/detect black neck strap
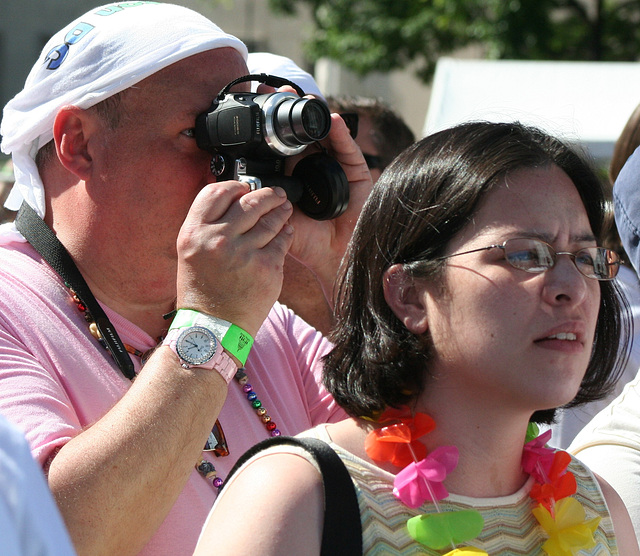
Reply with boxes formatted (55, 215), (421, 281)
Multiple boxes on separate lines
(15, 201), (136, 380)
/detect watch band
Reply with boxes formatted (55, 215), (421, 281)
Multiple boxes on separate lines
(169, 309), (254, 365)
(162, 327), (237, 383)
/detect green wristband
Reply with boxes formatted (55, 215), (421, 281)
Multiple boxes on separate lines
(169, 309), (254, 365)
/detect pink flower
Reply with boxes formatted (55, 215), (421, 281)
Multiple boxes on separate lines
(522, 429), (555, 483)
(393, 446), (459, 508)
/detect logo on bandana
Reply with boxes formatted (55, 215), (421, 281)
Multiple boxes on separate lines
(45, 23), (94, 70)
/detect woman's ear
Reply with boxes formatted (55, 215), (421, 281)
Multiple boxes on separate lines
(383, 264), (429, 334)
(52, 106), (96, 181)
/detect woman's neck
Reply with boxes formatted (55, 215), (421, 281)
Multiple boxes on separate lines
(335, 404), (535, 500)
(426, 414), (531, 498)
(413, 374), (536, 497)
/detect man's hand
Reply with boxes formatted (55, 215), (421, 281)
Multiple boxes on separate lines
(288, 113), (373, 304)
(176, 181), (294, 336)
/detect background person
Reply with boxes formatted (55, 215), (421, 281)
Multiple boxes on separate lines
(195, 121), (638, 555)
(0, 413), (76, 556)
(0, 3), (369, 555)
(570, 107), (640, 545)
(0, 159), (15, 223)
(550, 102), (640, 448)
(327, 95), (416, 183)
(247, 52), (326, 100)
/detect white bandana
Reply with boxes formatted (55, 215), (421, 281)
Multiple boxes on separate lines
(0, 1), (247, 242)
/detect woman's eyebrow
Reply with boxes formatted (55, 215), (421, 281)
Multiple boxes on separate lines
(521, 231), (597, 244)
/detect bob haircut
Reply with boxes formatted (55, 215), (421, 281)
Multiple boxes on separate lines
(324, 121), (630, 424)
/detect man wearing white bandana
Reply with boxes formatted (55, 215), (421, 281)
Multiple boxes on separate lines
(0, 3), (370, 555)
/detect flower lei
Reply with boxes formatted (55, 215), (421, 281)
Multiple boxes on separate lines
(364, 408), (601, 555)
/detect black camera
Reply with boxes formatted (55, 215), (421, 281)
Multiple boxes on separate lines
(195, 74), (349, 220)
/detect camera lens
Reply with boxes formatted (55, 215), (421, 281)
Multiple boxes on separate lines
(299, 101), (331, 140)
(275, 97), (331, 146)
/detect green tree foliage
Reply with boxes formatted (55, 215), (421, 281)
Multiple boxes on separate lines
(268, 0), (640, 82)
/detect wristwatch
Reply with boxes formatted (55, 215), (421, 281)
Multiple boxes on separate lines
(163, 323), (237, 383)
(167, 309), (254, 365)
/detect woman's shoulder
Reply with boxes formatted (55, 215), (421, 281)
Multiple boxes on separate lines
(196, 437), (325, 555)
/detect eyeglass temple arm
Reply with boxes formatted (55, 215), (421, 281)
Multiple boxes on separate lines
(436, 244), (502, 261)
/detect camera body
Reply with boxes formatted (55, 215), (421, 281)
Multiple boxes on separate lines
(195, 74), (349, 220)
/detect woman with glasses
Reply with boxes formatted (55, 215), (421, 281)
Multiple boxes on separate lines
(195, 121), (639, 555)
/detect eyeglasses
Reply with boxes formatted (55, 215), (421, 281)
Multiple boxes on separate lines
(437, 237), (620, 281)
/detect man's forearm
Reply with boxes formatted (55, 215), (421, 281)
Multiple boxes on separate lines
(48, 349), (229, 556)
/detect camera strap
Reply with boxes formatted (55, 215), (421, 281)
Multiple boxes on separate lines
(15, 201), (136, 380)
(214, 73), (306, 102)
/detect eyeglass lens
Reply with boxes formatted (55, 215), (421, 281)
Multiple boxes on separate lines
(503, 238), (619, 280)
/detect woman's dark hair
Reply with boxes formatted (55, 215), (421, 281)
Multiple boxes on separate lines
(324, 121), (630, 424)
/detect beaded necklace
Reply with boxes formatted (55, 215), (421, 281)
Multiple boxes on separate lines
(70, 288), (146, 359)
(196, 366), (281, 487)
(70, 288), (280, 487)
(365, 408), (601, 555)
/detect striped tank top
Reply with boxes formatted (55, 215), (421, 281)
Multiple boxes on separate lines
(295, 424), (618, 555)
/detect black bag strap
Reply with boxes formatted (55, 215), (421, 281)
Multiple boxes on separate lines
(14, 201), (135, 380)
(224, 435), (363, 556)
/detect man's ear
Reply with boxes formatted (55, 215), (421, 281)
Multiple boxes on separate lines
(52, 106), (96, 181)
(383, 264), (429, 334)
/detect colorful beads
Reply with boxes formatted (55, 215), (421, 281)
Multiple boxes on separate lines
(238, 372), (280, 437)
(196, 459), (217, 480)
(197, 366), (282, 486)
(70, 286), (144, 358)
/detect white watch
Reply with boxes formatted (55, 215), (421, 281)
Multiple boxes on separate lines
(163, 326), (237, 383)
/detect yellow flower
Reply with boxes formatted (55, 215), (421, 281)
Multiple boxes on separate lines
(443, 548), (488, 555)
(532, 497), (601, 555)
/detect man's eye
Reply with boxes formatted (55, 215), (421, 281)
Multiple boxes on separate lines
(182, 128), (196, 138)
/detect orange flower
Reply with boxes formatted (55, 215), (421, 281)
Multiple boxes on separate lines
(365, 410), (435, 467)
(530, 451), (577, 513)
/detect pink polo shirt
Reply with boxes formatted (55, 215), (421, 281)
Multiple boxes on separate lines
(0, 241), (346, 555)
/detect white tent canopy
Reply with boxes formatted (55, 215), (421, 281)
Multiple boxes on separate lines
(424, 58), (640, 163)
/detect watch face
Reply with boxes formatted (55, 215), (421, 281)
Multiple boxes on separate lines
(176, 326), (217, 365)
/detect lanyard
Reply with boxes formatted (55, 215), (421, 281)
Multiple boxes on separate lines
(15, 202), (135, 380)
